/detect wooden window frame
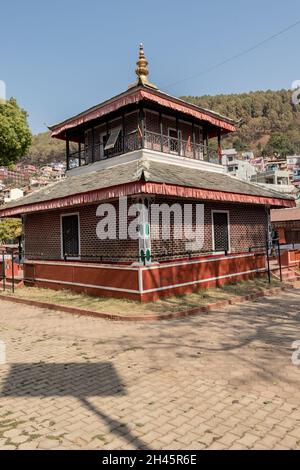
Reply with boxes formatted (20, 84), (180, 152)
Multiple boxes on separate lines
(60, 212), (81, 260)
(211, 210), (231, 253)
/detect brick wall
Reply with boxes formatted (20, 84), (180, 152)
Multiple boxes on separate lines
(24, 200), (139, 262)
(149, 197), (267, 260)
(24, 196), (268, 263)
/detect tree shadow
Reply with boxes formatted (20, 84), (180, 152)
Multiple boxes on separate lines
(1, 362), (150, 450)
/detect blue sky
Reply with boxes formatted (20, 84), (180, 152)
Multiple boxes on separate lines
(1, 0), (300, 134)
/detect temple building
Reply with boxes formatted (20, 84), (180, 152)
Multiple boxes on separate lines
(0, 45), (295, 301)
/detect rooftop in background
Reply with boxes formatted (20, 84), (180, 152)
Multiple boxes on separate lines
(271, 207), (300, 222)
(222, 148), (238, 156)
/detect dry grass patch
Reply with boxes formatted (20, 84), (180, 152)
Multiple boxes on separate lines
(0, 277), (281, 317)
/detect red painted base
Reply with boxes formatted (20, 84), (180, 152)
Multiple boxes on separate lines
(23, 253), (267, 302)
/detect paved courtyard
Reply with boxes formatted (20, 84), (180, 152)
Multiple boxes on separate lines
(0, 286), (300, 450)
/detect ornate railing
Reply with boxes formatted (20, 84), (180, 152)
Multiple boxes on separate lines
(67, 130), (219, 169)
(144, 131), (218, 163)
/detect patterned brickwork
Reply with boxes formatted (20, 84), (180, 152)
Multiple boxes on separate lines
(24, 197), (268, 262)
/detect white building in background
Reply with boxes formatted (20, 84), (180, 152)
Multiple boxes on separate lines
(3, 188), (24, 203)
(222, 148), (257, 181)
(293, 167), (300, 186)
(286, 155), (300, 170)
(251, 169), (290, 185)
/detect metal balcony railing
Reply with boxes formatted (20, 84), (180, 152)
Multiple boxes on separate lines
(67, 130), (219, 169)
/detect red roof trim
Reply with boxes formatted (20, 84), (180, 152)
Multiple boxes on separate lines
(50, 88), (236, 139)
(0, 181), (294, 217)
(142, 183), (295, 208)
(140, 89), (236, 133)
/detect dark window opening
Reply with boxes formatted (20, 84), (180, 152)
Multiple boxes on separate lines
(213, 212), (229, 252)
(62, 214), (79, 258)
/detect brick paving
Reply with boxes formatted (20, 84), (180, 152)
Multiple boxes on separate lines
(0, 286), (300, 450)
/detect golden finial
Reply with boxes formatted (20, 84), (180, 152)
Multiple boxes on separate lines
(128, 43), (158, 89)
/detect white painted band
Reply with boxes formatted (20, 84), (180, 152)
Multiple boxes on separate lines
(141, 268), (266, 293)
(27, 266), (266, 295)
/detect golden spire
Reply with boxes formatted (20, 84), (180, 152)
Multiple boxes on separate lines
(128, 43), (158, 89)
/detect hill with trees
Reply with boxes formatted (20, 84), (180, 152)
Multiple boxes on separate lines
(183, 89), (300, 156)
(22, 131), (66, 165)
(23, 89), (300, 165)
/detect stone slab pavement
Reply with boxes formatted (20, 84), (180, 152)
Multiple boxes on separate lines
(0, 286), (300, 450)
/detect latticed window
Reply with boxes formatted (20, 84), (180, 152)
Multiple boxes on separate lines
(213, 211), (229, 252)
(61, 214), (79, 258)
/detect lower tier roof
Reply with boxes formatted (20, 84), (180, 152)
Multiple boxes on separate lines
(0, 159), (295, 217)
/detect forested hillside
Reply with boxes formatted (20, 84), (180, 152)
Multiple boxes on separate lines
(24, 89), (300, 165)
(23, 132), (66, 165)
(183, 89), (300, 156)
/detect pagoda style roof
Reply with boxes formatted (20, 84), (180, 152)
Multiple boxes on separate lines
(0, 160), (294, 217)
(49, 43), (237, 140)
(49, 86), (237, 140)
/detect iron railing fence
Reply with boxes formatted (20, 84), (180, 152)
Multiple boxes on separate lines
(1, 239), (276, 294)
(23, 246), (266, 265)
(144, 130), (218, 163)
(67, 130), (219, 169)
(23, 252), (138, 264)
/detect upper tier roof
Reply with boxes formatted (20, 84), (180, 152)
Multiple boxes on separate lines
(49, 86), (237, 140)
(49, 44), (237, 140)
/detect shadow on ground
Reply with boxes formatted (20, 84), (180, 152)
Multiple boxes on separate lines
(0, 362), (150, 450)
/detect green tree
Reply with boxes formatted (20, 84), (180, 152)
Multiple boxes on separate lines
(0, 97), (32, 166)
(262, 133), (294, 157)
(0, 218), (22, 243)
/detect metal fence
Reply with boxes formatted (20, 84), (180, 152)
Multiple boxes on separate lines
(67, 130), (219, 169)
(4, 236), (287, 293)
(0, 249), (21, 294)
(24, 245), (267, 266)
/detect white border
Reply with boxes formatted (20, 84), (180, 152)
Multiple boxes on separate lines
(30, 267), (266, 295)
(60, 212), (81, 260)
(141, 268), (266, 293)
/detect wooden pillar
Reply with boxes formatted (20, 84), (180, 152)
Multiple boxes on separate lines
(105, 121), (109, 158)
(139, 106), (145, 148)
(66, 131), (70, 170)
(203, 126), (209, 162)
(217, 128), (222, 164)
(176, 115), (180, 156)
(122, 114), (125, 152)
(159, 112), (163, 152)
(91, 127), (95, 163)
(192, 121), (196, 159)
(78, 141), (81, 167)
